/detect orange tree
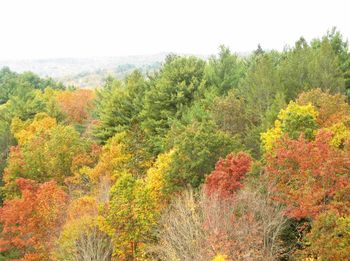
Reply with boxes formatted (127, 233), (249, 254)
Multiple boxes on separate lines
(0, 179), (68, 260)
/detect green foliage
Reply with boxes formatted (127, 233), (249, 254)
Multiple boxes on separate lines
(312, 27), (350, 91)
(141, 56), (206, 154)
(279, 37), (345, 100)
(0, 68), (19, 105)
(205, 45), (246, 95)
(0, 120), (13, 190)
(94, 71), (147, 142)
(210, 90), (249, 137)
(239, 52), (281, 124)
(166, 120), (242, 190)
(0, 67), (64, 105)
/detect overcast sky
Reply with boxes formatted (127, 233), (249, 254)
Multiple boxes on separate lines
(0, 0), (349, 60)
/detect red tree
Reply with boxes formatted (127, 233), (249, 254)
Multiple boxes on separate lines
(204, 152), (252, 198)
(266, 130), (350, 220)
(0, 179), (68, 260)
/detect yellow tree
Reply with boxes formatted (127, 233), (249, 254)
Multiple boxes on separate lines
(106, 173), (158, 260)
(261, 101), (318, 152)
(297, 89), (350, 148)
(144, 150), (174, 211)
(3, 113), (87, 198)
(54, 196), (112, 261)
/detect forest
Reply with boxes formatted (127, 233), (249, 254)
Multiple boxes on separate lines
(1, 28), (350, 260)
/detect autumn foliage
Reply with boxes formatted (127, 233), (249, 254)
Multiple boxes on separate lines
(56, 89), (94, 124)
(297, 88), (350, 127)
(266, 130), (350, 220)
(1, 32), (350, 260)
(204, 152), (252, 198)
(0, 179), (68, 260)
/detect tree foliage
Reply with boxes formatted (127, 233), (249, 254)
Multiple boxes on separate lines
(204, 152), (252, 198)
(266, 130), (350, 220)
(94, 71), (147, 142)
(141, 56), (206, 154)
(261, 101), (318, 152)
(56, 89), (95, 124)
(1, 29), (350, 260)
(106, 173), (158, 259)
(0, 179), (68, 260)
(165, 121), (242, 190)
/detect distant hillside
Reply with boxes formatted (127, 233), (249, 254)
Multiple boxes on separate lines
(0, 53), (171, 88)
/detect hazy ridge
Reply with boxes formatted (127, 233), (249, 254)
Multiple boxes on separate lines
(0, 53), (170, 87)
(0, 53), (214, 88)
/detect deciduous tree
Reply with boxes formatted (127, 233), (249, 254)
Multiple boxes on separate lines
(266, 130), (350, 220)
(0, 179), (68, 260)
(204, 152), (252, 199)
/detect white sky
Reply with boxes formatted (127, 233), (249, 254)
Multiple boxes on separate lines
(0, 0), (349, 60)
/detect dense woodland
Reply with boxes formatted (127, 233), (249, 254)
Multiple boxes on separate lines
(1, 28), (350, 260)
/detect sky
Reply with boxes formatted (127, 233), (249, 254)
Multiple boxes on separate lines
(0, 0), (349, 60)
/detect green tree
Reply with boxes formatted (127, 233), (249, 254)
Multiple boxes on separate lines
(238, 52), (282, 124)
(279, 37), (344, 100)
(165, 120), (242, 190)
(94, 71), (147, 143)
(141, 56), (206, 154)
(312, 27), (350, 92)
(205, 46), (246, 95)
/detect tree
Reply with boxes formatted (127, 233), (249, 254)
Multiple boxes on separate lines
(205, 46), (246, 95)
(261, 101), (318, 152)
(204, 152), (252, 199)
(144, 150), (174, 211)
(0, 67), (19, 105)
(0, 119), (14, 202)
(93, 71), (147, 143)
(11, 112), (57, 146)
(141, 56), (206, 154)
(0, 68), (63, 106)
(87, 129), (151, 198)
(64, 143), (101, 199)
(85, 132), (131, 201)
(56, 89), (95, 124)
(210, 90), (250, 137)
(165, 120), (242, 190)
(152, 188), (286, 261)
(266, 130), (350, 220)
(298, 210), (350, 260)
(238, 52), (281, 124)
(54, 196), (112, 261)
(308, 39), (344, 93)
(0, 179), (68, 260)
(151, 189), (208, 261)
(3, 114), (86, 198)
(297, 88), (350, 127)
(254, 44), (264, 56)
(106, 173), (158, 260)
(4, 89), (47, 121)
(279, 37), (345, 100)
(311, 27), (350, 92)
